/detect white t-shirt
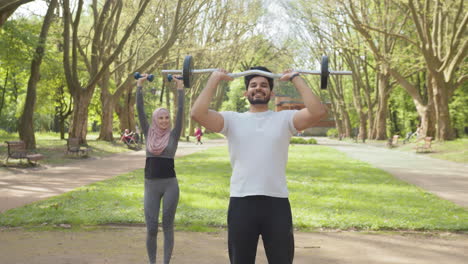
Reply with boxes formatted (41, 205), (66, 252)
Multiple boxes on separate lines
(220, 110), (298, 198)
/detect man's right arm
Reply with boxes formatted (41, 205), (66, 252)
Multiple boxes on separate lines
(190, 70), (233, 133)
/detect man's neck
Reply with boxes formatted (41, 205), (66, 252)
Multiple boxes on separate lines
(249, 104), (269, 113)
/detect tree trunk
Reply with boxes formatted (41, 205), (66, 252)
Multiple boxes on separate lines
(116, 87), (136, 133)
(342, 110), (352, 137)
(373, 72), (391, 139)
(431, 74), (454, 140)
(99, 95), (116, 141)
(0, 69), (8, 117)
(417, 104), (436, 138)
(59, 116), (66, 139)
(328, 93), (343, 137)
(98, 69), (115, 141)
(69, 92), (93, 144)
(54, 85), (72, 140)
(18, 0), (57, 149)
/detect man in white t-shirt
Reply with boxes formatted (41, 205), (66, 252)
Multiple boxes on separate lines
(191, 66), (327, 264)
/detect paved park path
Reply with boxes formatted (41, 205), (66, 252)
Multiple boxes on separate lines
(1, 137), (467, 264)
(315, 137), (468, 208)
(0, 139), (227, 213)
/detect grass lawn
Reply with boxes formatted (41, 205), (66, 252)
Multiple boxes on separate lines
(1, 145), (467, 232)
(0, 132), (133, 167)
(397, 138), (468, 163)
(335, 137), (468, 164)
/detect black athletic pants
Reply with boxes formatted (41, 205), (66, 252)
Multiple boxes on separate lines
(228, 195), (294, 264)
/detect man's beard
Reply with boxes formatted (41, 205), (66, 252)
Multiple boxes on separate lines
(247, 93), (271, 105)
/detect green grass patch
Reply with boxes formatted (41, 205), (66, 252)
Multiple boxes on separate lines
(1, 145), (467, 231)
(330, 137), (468, 164)
(184, 132), (225, 142)
(202, 132), (225, 140)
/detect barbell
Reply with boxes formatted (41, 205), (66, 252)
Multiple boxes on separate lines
(162, 55), (352, 89)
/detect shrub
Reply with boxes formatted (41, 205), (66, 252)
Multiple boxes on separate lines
(290, 137), (317, 144)
(327, 128), (338, 138)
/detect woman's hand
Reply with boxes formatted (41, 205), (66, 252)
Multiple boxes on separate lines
(136, 74), (148, 87)
(172, 75), (184, 90)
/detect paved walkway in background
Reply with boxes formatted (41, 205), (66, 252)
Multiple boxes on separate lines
(315, 137), (468, 208)
(0, 139), (227, 213)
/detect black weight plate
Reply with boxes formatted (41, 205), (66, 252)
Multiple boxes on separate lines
(321, 55), (329, 89)
(183, 55), (193, 88)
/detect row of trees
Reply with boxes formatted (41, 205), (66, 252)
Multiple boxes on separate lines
(0, 0), (466, 150)
(285, 0), (467, 140)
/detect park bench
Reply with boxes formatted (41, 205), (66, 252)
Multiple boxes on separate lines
(66, 138), (89, 157)
(415, 137), (433, 153)
(386, 135), (399, 148)
(4, 140), (44, 165)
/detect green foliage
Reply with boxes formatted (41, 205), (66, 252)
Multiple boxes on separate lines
(327, 128), (338, 138)
(450, 84), (468, 138)
(203, 132), (225, 140)
(0, 20), (42, 132)
(2, 146), (467, 231)
(0, 18), (69, 133)
(0, 129), (16, 140)
(221, 79), (249, 112)
(290, 137), (317, 144)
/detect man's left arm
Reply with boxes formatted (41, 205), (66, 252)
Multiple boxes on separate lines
(281, 72), (328, 131)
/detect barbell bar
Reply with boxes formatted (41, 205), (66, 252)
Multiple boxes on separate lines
(162, 55), (352, 89)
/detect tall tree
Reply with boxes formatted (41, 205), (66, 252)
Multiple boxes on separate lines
(342, 0), (404, 139)
(62, 0), (152, 144)
(345, 0), (467, 140)
(97, 0), (202, 141)
(403, 0), (467, 140)
(18, 0), (58, 149)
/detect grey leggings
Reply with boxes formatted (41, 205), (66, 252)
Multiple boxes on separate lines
(144, 177), (179, 264)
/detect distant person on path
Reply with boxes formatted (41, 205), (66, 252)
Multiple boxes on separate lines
(403, 131), (413, 144)
(121, 128), (134, 144)
(194, 127), (203, 145)
(136, 74), (185, 264)
(191, 67), (327, 264)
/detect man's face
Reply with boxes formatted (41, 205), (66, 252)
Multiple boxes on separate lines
(245, 76), (274, 105)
